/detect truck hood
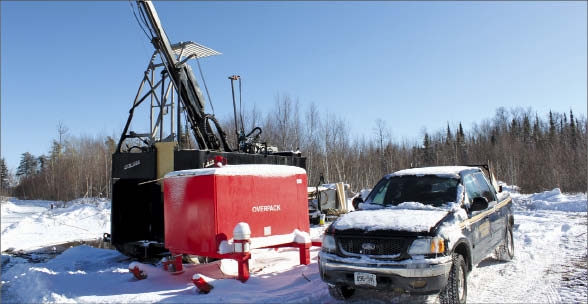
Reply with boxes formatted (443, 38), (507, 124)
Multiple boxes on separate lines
(333, 208), (449, 234)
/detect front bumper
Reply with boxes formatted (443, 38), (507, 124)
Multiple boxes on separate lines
(318, 252), (452, 295)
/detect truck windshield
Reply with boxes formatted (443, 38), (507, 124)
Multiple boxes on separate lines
(365, 175), (459, 207)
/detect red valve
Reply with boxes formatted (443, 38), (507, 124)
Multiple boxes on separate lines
(192, 274), (214, 294)
(129, 262), (147, 280)
(214, 156), (227, 167)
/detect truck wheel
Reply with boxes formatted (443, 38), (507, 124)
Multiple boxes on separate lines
(439, 254), (467, 304)
(495, 227), (514, 261)
(328, 284), (355, 300)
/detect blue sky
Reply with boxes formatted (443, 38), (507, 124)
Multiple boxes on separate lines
(2, 1), (586, 170)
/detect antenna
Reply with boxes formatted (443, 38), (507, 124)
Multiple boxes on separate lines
(229, 75), (241, 139)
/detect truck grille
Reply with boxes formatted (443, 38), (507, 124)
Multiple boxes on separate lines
(338, 237), (405, 256)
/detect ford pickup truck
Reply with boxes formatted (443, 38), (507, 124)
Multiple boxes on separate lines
(318, 166), (514, 304)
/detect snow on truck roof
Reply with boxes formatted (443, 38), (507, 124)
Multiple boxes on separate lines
(165, 164), (307, 178)
(390, 166), (478, 178)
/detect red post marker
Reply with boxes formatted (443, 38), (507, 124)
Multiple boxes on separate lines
(192, 274), (214, 294)
(299, 242), (311, 265)
(162, 257), (170, 271)
(237, 257), (250, 282)
(174, 254), (183, 272)
(128, 262), (147, 280)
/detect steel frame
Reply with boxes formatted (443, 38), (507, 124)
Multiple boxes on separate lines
(117, 50), (184, 152)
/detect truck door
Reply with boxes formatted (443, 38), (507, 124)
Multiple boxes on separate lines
(473, 172), (504, 250)
(463, 173), (493, 264)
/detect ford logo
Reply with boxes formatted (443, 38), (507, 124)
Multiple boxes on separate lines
(361, 243), (376, 250)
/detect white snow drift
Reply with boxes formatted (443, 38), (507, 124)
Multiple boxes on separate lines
(1, 198), (110, 252)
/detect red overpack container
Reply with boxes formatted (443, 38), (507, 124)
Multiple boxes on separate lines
(163, 164), (309, 256)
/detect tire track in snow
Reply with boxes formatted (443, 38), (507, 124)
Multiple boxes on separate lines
(1, 199), (110, 252)
(550, 213), (587, 303)
(1, 201), (49, 235)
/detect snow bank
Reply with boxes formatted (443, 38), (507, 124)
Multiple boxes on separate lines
(2, 199), (56, 231)
(165, 165), (306, 178)
(1, 198), (110, 251)
(333, 209), (448, 232)
(512, 188), (587, 212)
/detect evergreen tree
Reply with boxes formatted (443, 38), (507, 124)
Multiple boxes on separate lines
(445, 123), (453, 144)
(522, 115), (531, 143)
(560, 113), (565, 136)
(16, 152), (38, 177)
(38, 155), (48, 172)
(510, 118), (519, 138)
(490, 128), (497, 146)
(548, 111), (556, 140)
(456, 123), (465, 145)
(423, 133), (431, 149)
(532, 114), (541, 144)
(0, 158), (9, 191)
(456, 123), (467, 163)
(569, 110), (576, 147)
(422, 133), (434, 165)
(50, 140), (63, 161)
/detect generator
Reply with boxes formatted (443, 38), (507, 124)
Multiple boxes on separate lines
(163, 164), (309, 256)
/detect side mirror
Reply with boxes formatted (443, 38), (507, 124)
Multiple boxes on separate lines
(470, 197), (488, 212)
(352, 197), (363, 210)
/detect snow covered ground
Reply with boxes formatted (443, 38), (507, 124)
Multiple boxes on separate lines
(1, 187), (586, 303)
(1, 198), (110, 252)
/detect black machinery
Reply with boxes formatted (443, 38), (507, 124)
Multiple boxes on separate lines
(111, 0), (305, 258)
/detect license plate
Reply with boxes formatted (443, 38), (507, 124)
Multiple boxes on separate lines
(354, 272), (377, 287)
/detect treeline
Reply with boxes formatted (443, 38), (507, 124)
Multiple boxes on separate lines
(4, 99), (586, 201)
(223, 98), (586, 194)
(6, 124), (116, 201)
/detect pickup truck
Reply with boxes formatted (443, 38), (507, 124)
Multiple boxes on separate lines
(318, 166), (514, 304)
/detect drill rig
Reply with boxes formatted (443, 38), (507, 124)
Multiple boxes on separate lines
(111, 0), (305, 258)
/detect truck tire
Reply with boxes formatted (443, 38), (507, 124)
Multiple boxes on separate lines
(328, 284), (355, 300)
(439, 254), (467, 304)
(495, 227), (514, 261)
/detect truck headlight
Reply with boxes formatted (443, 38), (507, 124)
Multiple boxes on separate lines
(408, 237), (445, 255)
(321, 234), (337, 253)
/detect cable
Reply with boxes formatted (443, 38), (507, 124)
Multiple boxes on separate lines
(246, 127), (262, 138)
(137, 2), (153, 37)
(182, 110), (192, 146)
(205, 114), (232, 152)
(196, 57), (215, 114)
(129, 1), (151, 40)
(137, 3), (156, 39)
